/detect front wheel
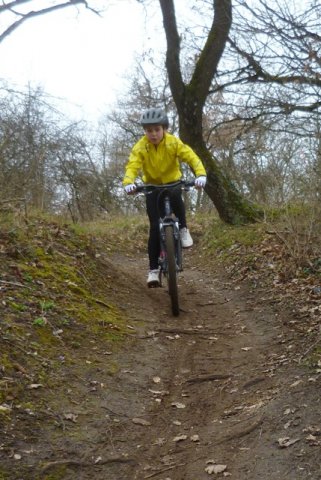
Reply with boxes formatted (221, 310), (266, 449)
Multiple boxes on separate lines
(164, 225), (179, 316)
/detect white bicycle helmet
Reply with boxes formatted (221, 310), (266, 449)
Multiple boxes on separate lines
(140, 107), (169, 128)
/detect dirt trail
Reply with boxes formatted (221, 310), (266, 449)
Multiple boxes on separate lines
(3, 247), (321, 479)
(100, 250), (321, 480)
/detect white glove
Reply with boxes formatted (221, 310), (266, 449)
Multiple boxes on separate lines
(194, 176), (206, 188)
(124, 184), (136, 194)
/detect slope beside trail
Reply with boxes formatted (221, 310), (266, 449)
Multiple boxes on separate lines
(1, 240), (321, 479)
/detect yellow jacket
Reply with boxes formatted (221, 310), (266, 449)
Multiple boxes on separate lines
(123, 132), (206, 186)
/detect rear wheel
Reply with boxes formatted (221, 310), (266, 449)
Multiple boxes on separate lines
(164, 225), (179, 316)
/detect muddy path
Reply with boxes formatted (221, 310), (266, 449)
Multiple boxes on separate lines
(2, 248), (321, 479)
(100, 251), (320, 480)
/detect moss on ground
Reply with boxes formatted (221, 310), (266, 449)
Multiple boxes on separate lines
(0, 215), (135, 434)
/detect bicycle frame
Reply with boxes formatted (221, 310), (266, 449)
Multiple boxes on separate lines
(136, 181), (192, 269)
(158, 192), (182, 275)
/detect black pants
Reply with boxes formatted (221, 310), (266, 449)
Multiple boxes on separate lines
(146, 189), (187, 270)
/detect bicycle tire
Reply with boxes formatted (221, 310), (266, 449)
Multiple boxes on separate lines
(176, 230), (183, 271)
(164, 225), (179, 316)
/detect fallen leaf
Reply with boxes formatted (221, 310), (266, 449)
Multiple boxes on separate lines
(0, 404), (12, 413)
(290, 380), (302, 388)
(63, 413), (78, 423)
(277, 437), (300, 448)
(303, 426), (321, 435)
(284, 420), (292, 429)
(132, 417), (151, 426)
(205, 463), (227, 474)
(53, 329), (63, 336)
(171, 402), (186, 409)
(161, 454), (174, 466)
(27, 384), (43, 389)
(152, 437), (166, 446)
(283, 408), (292, 415)
(148, 389), (169, 396)
(173, 434), (187, 442)
(147, 331), (157, 337)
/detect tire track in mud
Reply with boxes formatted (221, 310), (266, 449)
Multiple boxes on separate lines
(100, 250), (283, 480)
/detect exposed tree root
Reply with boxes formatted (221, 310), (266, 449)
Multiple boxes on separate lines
(214, 416), (264, 445)
(242, 376), (266, 390)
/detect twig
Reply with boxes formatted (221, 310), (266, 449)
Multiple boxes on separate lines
(94, 298), (111, 308)
(186, 373), (232, 384)
(299, 333), (321, 362)
(144, 463), (186, 479)
(101, 405), (130, 418)
(0, 279), (31, 289)
(2, 336), (50, 363)
(41, 456), (136, 473)
(157, 327), (212, 336)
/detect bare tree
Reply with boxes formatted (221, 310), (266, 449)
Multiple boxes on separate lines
(155, 0), (321, 221)
(207, 0), (321, 206)
(0, 86), (56, 209)
(0, 0), (99, 44)
(158, 0), (262, 224)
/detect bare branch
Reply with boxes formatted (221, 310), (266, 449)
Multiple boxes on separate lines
(159, 0), (185, 104)
(0, 1), (99, 44)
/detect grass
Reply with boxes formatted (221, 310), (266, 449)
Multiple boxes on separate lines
(0, 213), (133, 394)
(188, 211), (266, 263)
(1, 206), (321, 383)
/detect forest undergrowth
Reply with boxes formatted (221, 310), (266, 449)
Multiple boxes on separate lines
(0, 207), (321, 478)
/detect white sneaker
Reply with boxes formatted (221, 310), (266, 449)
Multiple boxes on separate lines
(147, 269), (160, 288)
(180, 227), (193, 248)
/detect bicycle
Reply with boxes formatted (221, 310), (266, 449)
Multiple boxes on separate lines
(135, 180), (195, 317)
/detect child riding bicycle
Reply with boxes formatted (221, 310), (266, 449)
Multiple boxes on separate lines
(123, 107), (207, 287)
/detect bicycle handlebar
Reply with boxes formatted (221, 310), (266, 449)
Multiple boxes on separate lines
(135, 179), (195, 194)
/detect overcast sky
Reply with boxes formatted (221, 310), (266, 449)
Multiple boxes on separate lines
(0, 1), (152, 121)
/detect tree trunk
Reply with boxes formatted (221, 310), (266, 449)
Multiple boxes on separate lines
(189, 134), (261, 224)
(159, 0), (263, 224)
